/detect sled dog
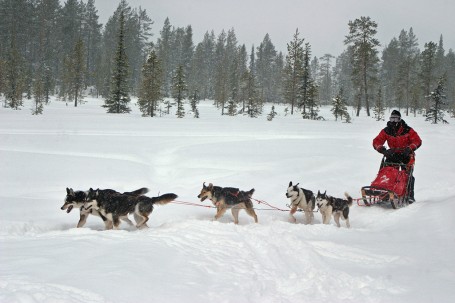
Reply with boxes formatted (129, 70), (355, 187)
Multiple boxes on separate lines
(315, 191), (353, 228)
(61, 187), (148, 228)
(84, 188), (177, 229)
(197, 182), (258, 224)
(286, 181), (316, 224)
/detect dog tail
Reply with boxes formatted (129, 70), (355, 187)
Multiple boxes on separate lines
(153, 193), (178, 205)
(344, 192), (353, 207)
(125, 187), (149, 196)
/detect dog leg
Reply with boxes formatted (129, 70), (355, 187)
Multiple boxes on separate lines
(304, 211), (313, 225)
(121, 216), (134, 226)
(325, 213), (331, 224)
(245, 207), (258, 223)
(320, 212), (326, 224)
(214, 207), (227, 221)
(133, 213), (149, 228)
(77, 213), (88, 228)
(333, 213), (341, 227)
(113, 216), (121, 229)
(136, 215), (149, 229)
(105, 220), (113, 230)
(231, 208), (240, 224)
(289, 206), (297, 223)
(345, 218), (351, 228)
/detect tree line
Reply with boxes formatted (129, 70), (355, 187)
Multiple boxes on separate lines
(0, 0), (453, 122)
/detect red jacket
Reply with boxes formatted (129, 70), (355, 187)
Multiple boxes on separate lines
(373, 120), (422, 153)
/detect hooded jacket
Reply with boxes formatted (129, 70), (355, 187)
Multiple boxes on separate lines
(373, 119), (422, 153)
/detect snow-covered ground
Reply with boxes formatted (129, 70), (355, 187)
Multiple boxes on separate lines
(0, 98), (454, 303)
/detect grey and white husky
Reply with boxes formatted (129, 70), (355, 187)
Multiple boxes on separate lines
(61, 187), (148, 228)
(285, 182), (316, 224)
(315, 191), (353, 228)
(84, 188), (177, 229)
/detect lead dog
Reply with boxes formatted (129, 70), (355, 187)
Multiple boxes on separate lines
(197, 182), (258, 224)
(84, 188), (177, 229)
(286, 181), (316, 224)
(315, 191), (353, 228)
(61, 187), (148, 228)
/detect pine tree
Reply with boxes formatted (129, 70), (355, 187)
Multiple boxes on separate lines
(420, 42), (438, 97)
(381, 37), (400, 108)
(256, 34), (278, 103)
(426, 77), (447, 124)
(172, 65), (186, 118)
(242, 70), (262, 118)
(331, 88), (348, 121)
(190, 89), (200, 118)
(396, 28), (420, 115)
(300, 42), (312, 114)
(318, 54), (335, 105)
(104, 11), (131, 113)
(0, 58), (5, 105)
(156, 17), (172, 96)
(344, 16), (380, 116)
(373, 87), (385, 121)
(267, 105), (277, 121)
(4, 41), (25, 109)
(213, 30), (227, 112)
(82, 0), (102, 89)
(303, 80), (320, 120)
(138, 50), (162, 117)
(283, 28), (304, 115)
(70, 38), (85, 107)
(32, 64), (45, 115)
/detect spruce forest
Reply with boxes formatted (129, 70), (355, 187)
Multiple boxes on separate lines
(1, 0), (454, 122)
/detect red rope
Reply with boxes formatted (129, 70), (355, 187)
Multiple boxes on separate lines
(170, 198), (290, 212)
(251, 198), (289, 212)
(171, 200), (215, 208)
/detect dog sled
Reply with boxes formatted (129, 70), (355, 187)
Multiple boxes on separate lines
(359, 154), (415, 209)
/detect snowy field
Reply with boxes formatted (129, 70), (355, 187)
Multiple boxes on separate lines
(1, 98), (454, 303)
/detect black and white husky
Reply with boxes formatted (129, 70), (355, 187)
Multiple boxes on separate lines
(84, 188), (177, 229)
(61, 187), (148, 229)
(285, 182), (316, 224)
(315, 191), (353, 228)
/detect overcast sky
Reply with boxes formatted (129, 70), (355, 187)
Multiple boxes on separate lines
(93, 0), (455, 57)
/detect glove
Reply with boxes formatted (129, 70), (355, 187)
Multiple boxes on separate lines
(402, 147), (412, 157)
(377, 146), (387, 154)
(383, 149), (394, 158)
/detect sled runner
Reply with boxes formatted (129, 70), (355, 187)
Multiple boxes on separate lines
(360, 155), (414, 209)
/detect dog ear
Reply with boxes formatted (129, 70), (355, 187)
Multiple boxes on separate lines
(203, 182), (207, 188)
(323, 190), (326, 197)
(208, 183), (213, 189)
(295, 183), (299, 187)
(289, 181), (292, 187)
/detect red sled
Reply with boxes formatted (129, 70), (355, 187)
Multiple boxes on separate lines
(370, 166), (408, 196)
(360, 157), (414, 209)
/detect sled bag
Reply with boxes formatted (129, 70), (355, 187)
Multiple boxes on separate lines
(370, 166), (409, 196)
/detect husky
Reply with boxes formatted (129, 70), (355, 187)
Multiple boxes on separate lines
(286, 181), (316, 224)
(61, 187), (148, 229)
(315, 191), (353, 228)
(197, 182), (258, 224)
(84, 188), (177, 229)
